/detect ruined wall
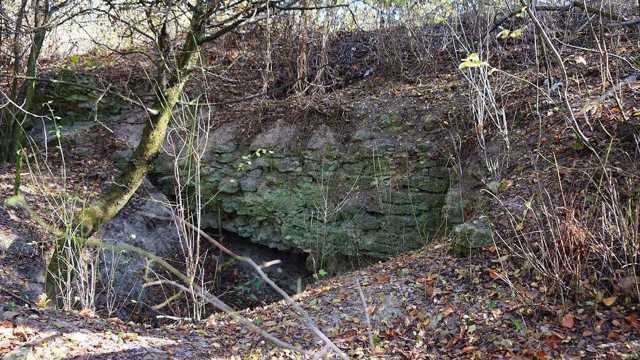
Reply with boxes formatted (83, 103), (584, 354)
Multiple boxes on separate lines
(153, 95), (453, 272)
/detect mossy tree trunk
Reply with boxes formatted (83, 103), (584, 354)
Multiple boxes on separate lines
(45, 2), (209, 298)
(13, 23), (47, 194)
(44, 0), (301, 301)
(0, 0), (49, 195)
(0, 0), (29, 165)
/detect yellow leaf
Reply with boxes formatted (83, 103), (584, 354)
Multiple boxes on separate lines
(497, 28), (511, 39)
(516, 6), (528, 18)
(497, 26), (527, 39)
(35, 294), (51, 309)
(458, 53), (489, 70)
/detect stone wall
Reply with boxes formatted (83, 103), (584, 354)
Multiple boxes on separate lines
(153, 100), (452, 272)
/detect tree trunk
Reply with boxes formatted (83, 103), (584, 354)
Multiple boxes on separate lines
(0, 0), (29, 164)
(0, 0), (48, 195)
(13, 24), (47, 194)
(45, 5), (207, 298)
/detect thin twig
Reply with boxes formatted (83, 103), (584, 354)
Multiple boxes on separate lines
(356, 280), (375, 353)
(523, 2), (595, 153)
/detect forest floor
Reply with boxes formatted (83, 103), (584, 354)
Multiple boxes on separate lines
(2, 37), (640, 358)
(1, 238), (640, 359)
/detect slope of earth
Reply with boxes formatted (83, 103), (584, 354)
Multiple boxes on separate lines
(1, 243), (639, 359)
(2, 36), (640, 359)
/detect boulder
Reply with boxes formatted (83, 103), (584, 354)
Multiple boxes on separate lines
(205, 122), (240, 155)
(250, 120), (298, 151)
(451, 217), (493, 256)
(306, 126), (338, 151)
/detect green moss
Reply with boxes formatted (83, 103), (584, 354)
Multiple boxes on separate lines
(191, 132), (452, 267)
(35, 69), (125, 126)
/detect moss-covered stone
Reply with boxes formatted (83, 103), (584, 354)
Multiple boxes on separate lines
(170, 114), (453, 270)
(35, 69), (125, 126)
(218, 177), (239, 194)
(451, 218), (493, 256)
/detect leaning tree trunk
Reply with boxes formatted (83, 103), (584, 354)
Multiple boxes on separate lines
(45, 8), (207, 298)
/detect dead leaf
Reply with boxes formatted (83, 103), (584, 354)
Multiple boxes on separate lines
(384, 328), (397, 337)
(461, 346), (477, 353)
(561, 313), (575, 329)
(602, 296), (617, 306)
(79, 308), (95, 318)
(12, 327), (29, 341)
(534, 350), (548, 360)
(625, 313), (640, 330)
(574, 56), (587, 65)
(118, 332), (139, 342)
(340, 329), (358, 341)
(442, 307), (455, 317)
(545, 334), (562, 349)
(0, 320), (14, 329)
(374, 274), (390, 284)
(487, 269), (500, 280)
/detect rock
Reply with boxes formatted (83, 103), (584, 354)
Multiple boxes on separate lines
(422, 112), (440, 131)
(146, 99), (453, 266)
(353, 128), (374, 141)
(443, 183), (469, 225)
(111, 149), (132, 170)
(417, 141), (441, 162)
(451, 217), (493, 256)
(0, 228), (17, 252)
(111, 112), (146, 148)
(250, 120), (298, 151)
(274, 158), (301, 173)
(240, 170), (262, 192)
(306, 126), (338, 151)
(0, 210), (44, 302)
(1, 311), (19, 321)
(207, 122), (239, 154)
(219, 177), (239, 194)
(97, 183), (182, 302)
(412, 175), (449, 193)
(363, 136), (395, 152)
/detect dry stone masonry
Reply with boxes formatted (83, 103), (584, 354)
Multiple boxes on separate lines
(154, 101), (453, 273)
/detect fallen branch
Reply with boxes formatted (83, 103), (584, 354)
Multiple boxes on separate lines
(5, 195), (340, 358)
(179, 219), (349, 359)
(85, 238), (313, 356)
(0, 285), (37, 308)
(142, 209), (348, 358)
(606, 18), (640, 28)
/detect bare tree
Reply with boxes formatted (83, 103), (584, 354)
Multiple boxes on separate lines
(0, 0), (90, 193)
(45, 0), (335, 299)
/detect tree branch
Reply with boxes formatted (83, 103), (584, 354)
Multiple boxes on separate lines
(490, 0), (627, 34)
